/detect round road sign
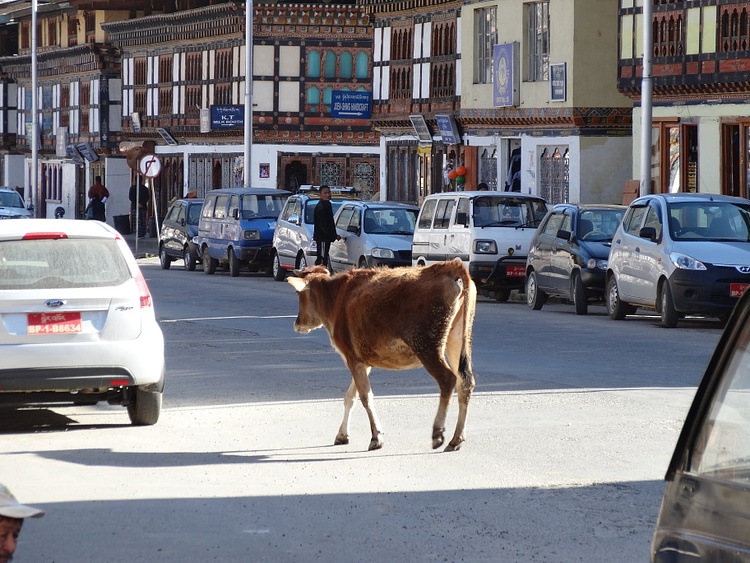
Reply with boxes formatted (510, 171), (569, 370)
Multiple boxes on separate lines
(139, 154), (162, 178)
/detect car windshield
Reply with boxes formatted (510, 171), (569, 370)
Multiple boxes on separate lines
(0, 238), (131, 290)
(578, 209), (625, 242)
(187, 203), (202, 225)
(303, 200), (347, 224)
(241, 194), (287, 219)
(668, 201), (750, 241)
(363, 208), (418, 234)
(473, 197), (548, 228)
(0, 191), (24, 209)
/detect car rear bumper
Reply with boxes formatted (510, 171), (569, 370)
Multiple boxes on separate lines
(669, 267), (750, 314)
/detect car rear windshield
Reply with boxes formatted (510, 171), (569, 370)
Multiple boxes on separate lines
(0, 238), (131, 290)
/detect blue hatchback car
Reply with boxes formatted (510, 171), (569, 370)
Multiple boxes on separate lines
(194, 188), (291, 277)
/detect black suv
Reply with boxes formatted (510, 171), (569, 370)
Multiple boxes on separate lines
(525, 203), (625, 314)
(158, 197), (204, 271)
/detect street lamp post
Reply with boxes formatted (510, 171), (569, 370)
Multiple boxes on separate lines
(244, 0), (253, 188)
(31, 0), (39, 215)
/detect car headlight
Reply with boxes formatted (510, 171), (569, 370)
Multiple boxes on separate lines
(371, 247), (394, 259)
(243, 230), (260, 241)
(475, 240), (497, 254)
(586, 258), (608, 270)
(670, 252), (707, 270)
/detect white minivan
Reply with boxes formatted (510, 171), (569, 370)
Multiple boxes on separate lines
(412, 191), (548, 301)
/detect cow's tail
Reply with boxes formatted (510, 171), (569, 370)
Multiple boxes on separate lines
(458, 268), (477, 388)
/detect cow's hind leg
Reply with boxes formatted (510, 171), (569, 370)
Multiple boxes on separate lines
(334, 379), (358, 445)
(444, 368), (475, 452)
(420, 357), (458, 450)
(348, 363), (384, 451)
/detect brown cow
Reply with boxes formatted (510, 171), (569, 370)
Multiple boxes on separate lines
(287, 260), (477, 452)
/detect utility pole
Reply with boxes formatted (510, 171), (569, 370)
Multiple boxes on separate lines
(244, 0), (253, 188)
(640, 1), (653, 196)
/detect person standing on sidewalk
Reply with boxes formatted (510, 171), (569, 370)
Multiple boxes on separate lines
(313, 185), (339, 267)
(129, 180), (149, 237)
(86, 175), (109, 222)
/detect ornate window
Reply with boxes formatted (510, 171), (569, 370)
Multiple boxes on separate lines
(340, 51), (353, 79)
(324, 51), (336, 78)
(320, 160), (343, 186)
(355, 52), (369, 79)
(307, 51), (321, 78)
(526, 2), (550, 82)
(539, 147), (570, 205)
(720, 7), (749, 52)
(474, 6), (497, 83)
(186, 53), (202, 82)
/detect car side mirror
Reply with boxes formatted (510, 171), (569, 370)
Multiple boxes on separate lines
(231, 208), (239, 220)
(179, 217), (185, 226)
(347, 225), (360, 235)
(556, 229), (572, 241)
(455, 212), (469, 227)
(288, 214), (300, 225)
(639, 226), (658, 241)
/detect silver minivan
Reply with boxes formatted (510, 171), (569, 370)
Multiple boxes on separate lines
(606, 193), (750, 327)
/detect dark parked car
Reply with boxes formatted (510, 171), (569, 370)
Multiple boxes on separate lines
(159, 197), (204, 271)
(652, 287), (750, 562)
(526, 203), (626, 314)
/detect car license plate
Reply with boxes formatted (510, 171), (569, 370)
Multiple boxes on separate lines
(506, 265), (525, 277)
(27, 312), (82, 335)
(730, 283), (750, 298)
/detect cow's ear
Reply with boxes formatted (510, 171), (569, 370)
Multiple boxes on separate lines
(287, 276), (308, 292)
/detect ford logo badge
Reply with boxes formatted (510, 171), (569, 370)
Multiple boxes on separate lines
(45, 300), (65, 308)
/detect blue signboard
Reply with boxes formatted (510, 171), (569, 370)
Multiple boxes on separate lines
(493, 43), (518, 107)
(210, 105), (244, 129)
(331, 91), (371, 119)
(435, 114), (461, 145)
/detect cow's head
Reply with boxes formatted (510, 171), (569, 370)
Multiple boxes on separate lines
(287, 266), (331, 334)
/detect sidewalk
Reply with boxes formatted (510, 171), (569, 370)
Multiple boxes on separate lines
(123, 231), (159, 259)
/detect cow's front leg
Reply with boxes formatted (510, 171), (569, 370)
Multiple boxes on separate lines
(349, 363), (383, 450)
(335, 379), (358, 445)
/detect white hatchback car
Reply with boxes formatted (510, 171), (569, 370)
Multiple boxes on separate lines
(0, 219), (165, 424)
(606, 193), (750, 327)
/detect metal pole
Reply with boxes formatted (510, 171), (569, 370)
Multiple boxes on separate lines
(135, 178), (140, 257)
(31, 0), (38, 216)
(640, 0), (653, 196)
(243, 0), (253, 188)
(150, 177), (160, 238)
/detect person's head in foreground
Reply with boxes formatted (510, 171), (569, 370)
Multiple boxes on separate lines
(0, 484), (44, 563)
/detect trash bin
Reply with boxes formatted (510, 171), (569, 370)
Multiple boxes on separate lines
(113, 214), (131, 235)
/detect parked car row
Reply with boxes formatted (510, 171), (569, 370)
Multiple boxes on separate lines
(160, 188), (750, 328)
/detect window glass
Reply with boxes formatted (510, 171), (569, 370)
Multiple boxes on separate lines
(527, 2), (550, 82)
(433, 199), (455, 229)
(336, 205), (355, 229)
(541, 212), (564, 236)
(643, 202), (663, 239)
(453, 198), (470, 226)
(473, 6), (497, 84)
(691, 320), (750, 483)
(228, 196), (239, 220)
(559, 213), (573, 234)
(187, 203), (202, 225)
(213, 195), (229, 219)
(324, 51), (336, 78)
(175, 204), (185, 224)
(201, 197), (215, 218)
(624, 206), (648, 236)
(167, 204), (181, 222)
(307, 51), (321, 78)
(0, 239), (130, 289)
(418, 199), (438, 229)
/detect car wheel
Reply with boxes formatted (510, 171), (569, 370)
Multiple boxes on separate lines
(606, 276), (629, 320)
(494, 289), (510, 302)
(183, 246), (197, 272)
(572, 273), (588, 315)
(358, 257), (368, 269)
(228, 249), (240, 277)
(660, 281), (679, 328)
(526, 270), (546, 310)
(272, 252), (286, 281)
(127, 388), (162, 426)
(202, 248), (217, 274)
(297, 253), (308, 270)
(159, 245), (171, 270)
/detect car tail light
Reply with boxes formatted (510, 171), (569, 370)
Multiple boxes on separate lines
(134, 271), (153, 308)
(22, 232), (68, 240)
(110, 379), (130, 387)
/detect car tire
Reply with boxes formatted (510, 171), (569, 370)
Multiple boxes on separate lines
(494, 289), (510, 302)
(203, 248), (217, 274)
(526, 270), (546, 310)
(183, 246), (197, 272)
(606, 276), (629, 320)
(228, 249), (240, 277)
(358, 257), (368, 269)
(297, 253), (308, 270)
(159, 245), (171, 270)
(127, 388), (162, 426)
(660, 281), (679, 328)
(272, 252), (286, 281)
(572, 273), (588, 315)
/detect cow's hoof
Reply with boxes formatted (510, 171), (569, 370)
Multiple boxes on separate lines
(444, 439), (464, 452)
(432, 428), (445, 450)
(368, 438), (384, 451)
(334, 434), (349, 445)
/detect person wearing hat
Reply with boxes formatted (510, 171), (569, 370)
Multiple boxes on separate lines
(0, 484), (44, 562)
